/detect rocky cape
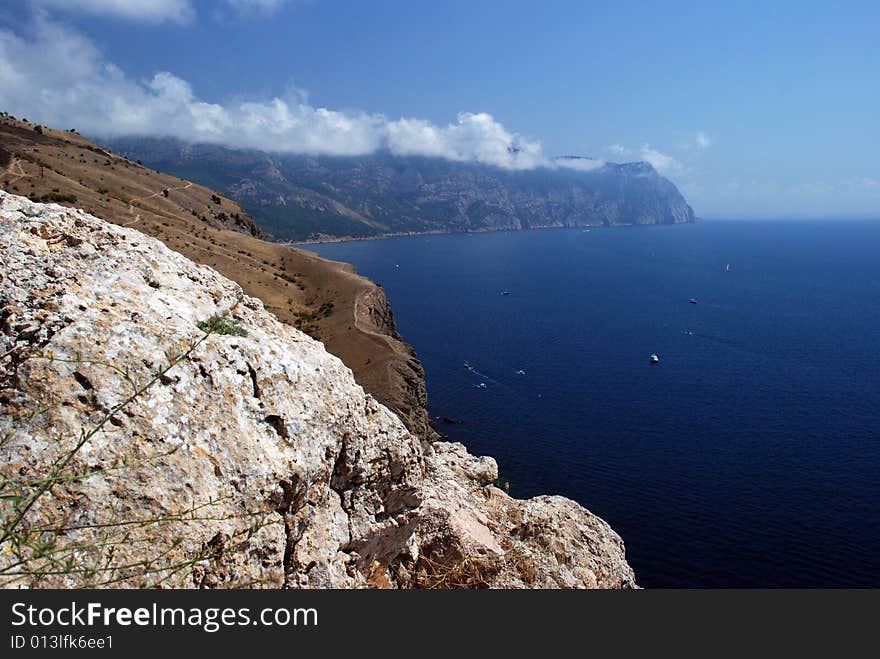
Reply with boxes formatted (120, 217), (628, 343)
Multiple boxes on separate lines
(107, 137), (696, 241)
(0, 192), (636, 589)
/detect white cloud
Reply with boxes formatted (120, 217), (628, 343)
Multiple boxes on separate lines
(555, 157), (605, 172)
(836, 178), (878, 193)
(794, 182), (835, 195)
(610, 141), (689, 175)
(695, 130), (712, 149)
(0, 17), (552, 169)
(639, 144), (684, 175)
(32, 0), (194, 23)
(386, 113), (546, 169)
(225, 0), (288, 12)
(607, 144), (632, 157)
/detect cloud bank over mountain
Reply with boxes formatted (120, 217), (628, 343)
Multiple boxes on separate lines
(0, 16), (562, 170)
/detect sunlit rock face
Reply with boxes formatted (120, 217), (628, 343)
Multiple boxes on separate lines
(0, 191), (635, 589)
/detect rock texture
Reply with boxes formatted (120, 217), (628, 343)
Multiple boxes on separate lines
(0, 191), (635, 589)
(0, 115), (435, 445)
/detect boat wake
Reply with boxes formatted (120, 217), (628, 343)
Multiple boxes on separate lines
(464, 364), (514, 391)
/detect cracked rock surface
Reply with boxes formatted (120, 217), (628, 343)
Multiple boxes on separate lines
(0, 191), (635, 588)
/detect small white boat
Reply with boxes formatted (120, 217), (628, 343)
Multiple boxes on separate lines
(516, 369), (526, 375)
(649, 354), (660, 364)
(478, 382), (488, 389)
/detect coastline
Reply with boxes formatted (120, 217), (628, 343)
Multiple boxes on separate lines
(283, 218), (693, 247)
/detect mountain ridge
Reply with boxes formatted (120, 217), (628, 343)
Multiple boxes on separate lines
(105, 137), (697, 241)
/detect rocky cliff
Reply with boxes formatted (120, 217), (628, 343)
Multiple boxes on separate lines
(107, 137), (697, 241)
(0, 191), (636, 589)
(1, 114), (435, 444)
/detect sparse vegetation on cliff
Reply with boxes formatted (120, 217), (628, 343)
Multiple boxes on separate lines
(197, 314), (248, 337)
(32, 192), (77, 204)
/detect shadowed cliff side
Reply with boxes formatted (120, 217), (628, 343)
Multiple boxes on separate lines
(0, 113), (435, 441)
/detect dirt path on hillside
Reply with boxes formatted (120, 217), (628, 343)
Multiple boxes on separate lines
(124, 181), (193, 226)
(4, 158), (31, 186)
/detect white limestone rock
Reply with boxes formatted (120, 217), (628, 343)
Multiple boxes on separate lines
(0, 191), (635, 589)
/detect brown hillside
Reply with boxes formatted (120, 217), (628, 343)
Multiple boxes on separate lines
(0, 113), (435, 441)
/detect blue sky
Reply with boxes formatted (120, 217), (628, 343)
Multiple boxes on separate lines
(1, 0), (878, 218)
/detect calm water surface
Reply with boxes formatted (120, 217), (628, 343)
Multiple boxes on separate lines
(307, 221), (880, 587)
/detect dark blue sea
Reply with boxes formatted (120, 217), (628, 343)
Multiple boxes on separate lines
(306, 221), (880, 587)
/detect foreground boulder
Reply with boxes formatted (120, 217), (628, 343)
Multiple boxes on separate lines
(0, 191), (636, 588)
